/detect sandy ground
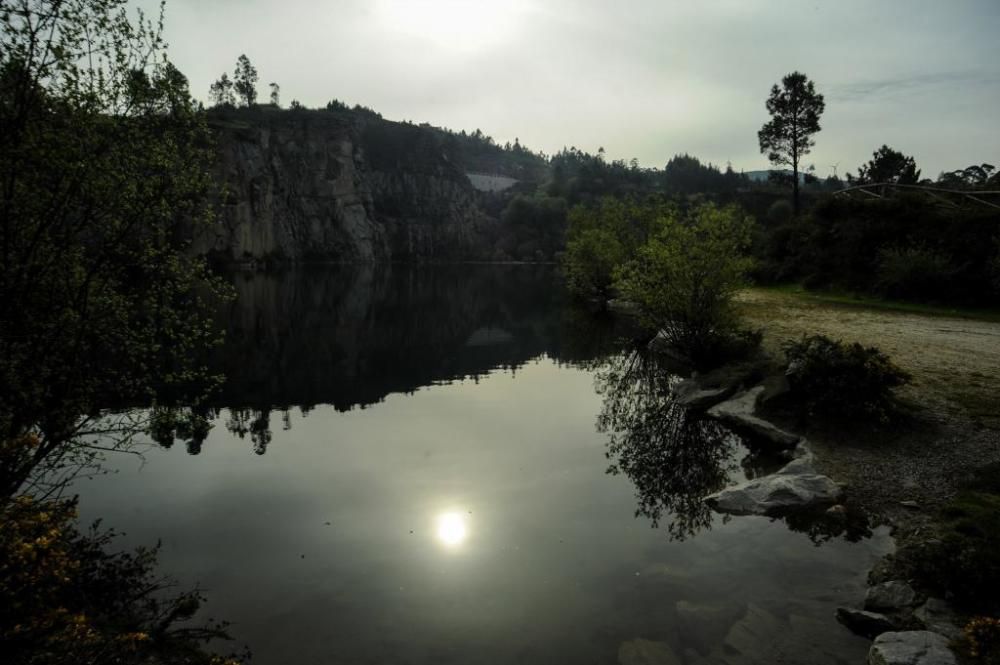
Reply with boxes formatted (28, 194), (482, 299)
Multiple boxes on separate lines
(738, 289), (1000, 520)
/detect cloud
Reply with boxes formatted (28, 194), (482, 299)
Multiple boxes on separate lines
(831, 70), (1000, 102)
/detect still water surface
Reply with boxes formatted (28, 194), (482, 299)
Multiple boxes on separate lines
(76, 266), (891, 664)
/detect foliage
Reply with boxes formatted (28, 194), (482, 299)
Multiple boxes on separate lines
(782, 335), (910, 422)
(855, 145), (920, 184)
(907, 490), (1000, 616)
(938, 163), (998, 189)
(0, 0), (229, 497)
(660, 153), (744, 196)
(962, 616), (1000, 664)
(756, 195), (1000, 306)
(891, 463), (1000, 617)
(876, 244), (956, 301)
(767, 199), (794, 225)
(232, 54), (257, 106)
(0, 495), (243, 665)
(562, 197), (672, 299)
(613, 203), (756, 367)
(497, 194), (567, 261)
(758, 72), (825, 213)
(208, 72), (235, 107)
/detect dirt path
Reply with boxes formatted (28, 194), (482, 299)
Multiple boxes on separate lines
(738, 288), (1000, 518)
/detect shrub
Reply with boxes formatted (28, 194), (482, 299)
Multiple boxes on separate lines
(614, 203), (757, 368)
(0, 496), (243, 665)
(783, 335), (910, 421)
(876, 244), (956, 301)
(766, 199), (794, 225)
(963, 616), (1000, 664)
(904, 490), (1000, 616)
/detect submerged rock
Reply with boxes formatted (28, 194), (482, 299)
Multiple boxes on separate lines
(705, 464), (843, 516)
(674, 600), (746, 655)
(867, 631), (955, 665)
(706, 387), (800, 448)
(837, 607), (898, 638)
(617, 638), (682, 665)
(865, 581), (918, 612)
(672, 379), (734, 411)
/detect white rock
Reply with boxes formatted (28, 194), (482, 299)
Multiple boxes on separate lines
(705, 470), (843, 516)
(707, 387), (800, 448)
(867, 631), (955, 665)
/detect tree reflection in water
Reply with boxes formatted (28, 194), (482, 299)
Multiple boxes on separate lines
(596, 346), (875, 544)
(596, 347), (739, 541)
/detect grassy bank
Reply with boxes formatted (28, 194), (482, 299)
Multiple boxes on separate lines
(755, 284), (1000, 323)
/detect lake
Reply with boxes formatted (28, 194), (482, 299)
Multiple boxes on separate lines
(74, 265), (892, 665)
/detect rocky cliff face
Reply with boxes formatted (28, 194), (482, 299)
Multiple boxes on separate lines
(194, 109), (497, 264)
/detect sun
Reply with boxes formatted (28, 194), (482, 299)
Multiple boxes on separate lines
(435, 511), (469, 547)
(375, 0), (527, 52)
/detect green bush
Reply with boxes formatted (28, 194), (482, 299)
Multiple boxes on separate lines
(783, 335), (910, 421)
(562, 197), (673, 299)
(614, 203), (757, 368)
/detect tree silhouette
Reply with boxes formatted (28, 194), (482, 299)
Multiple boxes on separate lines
(268, 81), (280, 107)
(208, 72), (235, 106)
(856, 145), (920, 184)
(233, 54), (258, 106)
(758, 72), (825, 214)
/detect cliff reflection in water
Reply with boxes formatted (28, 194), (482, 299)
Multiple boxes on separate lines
(195, 264), (617, 454)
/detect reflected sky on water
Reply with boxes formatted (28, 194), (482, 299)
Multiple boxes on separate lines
(75, 265), (892, 665)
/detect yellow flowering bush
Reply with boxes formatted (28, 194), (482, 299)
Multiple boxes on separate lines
(964, 616), (1000, 664)
(1, 495), (244, 665)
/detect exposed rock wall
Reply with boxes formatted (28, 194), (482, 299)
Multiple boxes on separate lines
(193, 110), (496, 264)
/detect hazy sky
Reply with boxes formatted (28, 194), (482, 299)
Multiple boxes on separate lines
(143, 0), (1000, 177)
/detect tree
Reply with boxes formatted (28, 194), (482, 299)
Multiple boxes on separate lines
(614, 203), (756, 367)
(562, 198), (671, 298)
(232, 54), (257, 106)
(208, 72), (235, 106)
(856, 145), (921, 184)
(758, 72), (825, 214)
(0, 0), (228, 498)
(268, 81), (280, 106)
(938, 163), (996, 189)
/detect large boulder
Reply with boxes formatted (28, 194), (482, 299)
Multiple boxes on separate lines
(867, 631), (955, 665)
(865, 581), (918, 613)
(914, 599), (962, 641)
(706, 387), (800, 449)
(705, 466), (843, 516)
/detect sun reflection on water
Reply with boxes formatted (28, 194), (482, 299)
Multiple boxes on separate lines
(435, 511), (468, 548)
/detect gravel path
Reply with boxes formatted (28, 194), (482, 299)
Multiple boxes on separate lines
(738, 289), (1000, 520)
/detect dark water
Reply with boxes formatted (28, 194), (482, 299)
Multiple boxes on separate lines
(75, 265), (891, 665)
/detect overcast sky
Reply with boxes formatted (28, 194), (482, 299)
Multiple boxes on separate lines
(143, 0), (1000, 178)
